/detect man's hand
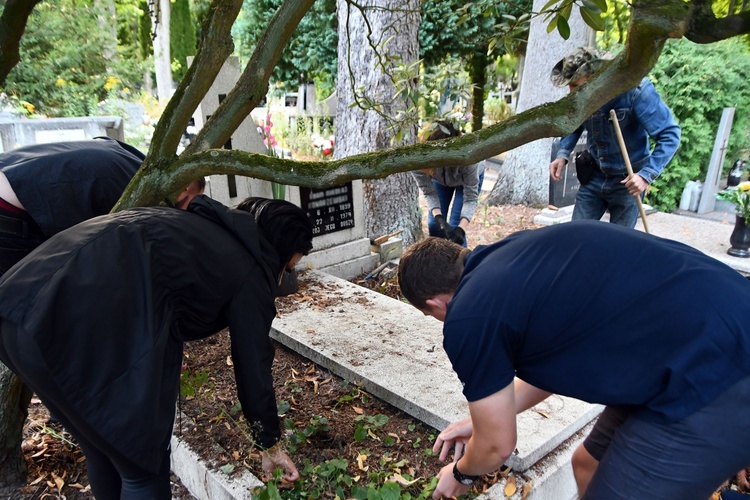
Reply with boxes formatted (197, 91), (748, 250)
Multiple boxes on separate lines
(432, 462), (471, 499)
(549, 158), (567, 181)
(433, 417), (473, 462)
(260, 443), (299, 482)
(622, 173), (648, 196)
(450, 227), (466, 246)
(433, 214), (455, 241)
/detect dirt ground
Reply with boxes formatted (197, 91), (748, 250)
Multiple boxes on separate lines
(11, 199), (750, 499)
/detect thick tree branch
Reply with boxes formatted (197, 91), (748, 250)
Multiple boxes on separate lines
(149, 0), (243, 159)
(686, 2), (750, 43)
(0, 0), (42, 86)
(116, 0), (693, 210)
(183, 0), (316, 155)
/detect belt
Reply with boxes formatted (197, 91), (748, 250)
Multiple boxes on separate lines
(0, 213), (32, 237)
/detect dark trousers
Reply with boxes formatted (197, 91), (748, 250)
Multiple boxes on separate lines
(583, 374), (750, 499)
(0, 320), (172, 499)
(0, 206), (43, 276)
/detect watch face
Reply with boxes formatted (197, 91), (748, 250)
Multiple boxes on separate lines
(457, 476), (476, 486)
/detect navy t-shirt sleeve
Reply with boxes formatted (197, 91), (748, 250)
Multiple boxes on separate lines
(443, 314), (516, 402)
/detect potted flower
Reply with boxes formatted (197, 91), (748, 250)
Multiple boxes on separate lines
(717, 181), (750, 257)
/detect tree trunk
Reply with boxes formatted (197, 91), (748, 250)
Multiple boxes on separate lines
(97, 0), (118, 70)
(486, 0), (591, 206)
(152, 0), (173, 105)
(0, 364), (33, 491)
(334, 0), (422, 245)
(470, 50), (488, 132)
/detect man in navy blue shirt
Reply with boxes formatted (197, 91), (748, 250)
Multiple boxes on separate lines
(398, 222), (750, 499)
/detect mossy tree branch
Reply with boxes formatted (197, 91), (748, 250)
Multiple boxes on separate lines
(0, 0), (41, 86)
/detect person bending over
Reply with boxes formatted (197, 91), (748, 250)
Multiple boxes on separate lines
(398, 223), (750, 499)
(0, 195), (313, 498)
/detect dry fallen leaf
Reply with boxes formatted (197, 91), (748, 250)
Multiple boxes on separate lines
(353, 406), (364, 414)
(522, 480), (533, 499)
(52, 472), (64, 491)
(226, 356), (233, 366)
(357, 454), (368, 471)
(388, 473), (419, 486)
(504, 474), (517, 497)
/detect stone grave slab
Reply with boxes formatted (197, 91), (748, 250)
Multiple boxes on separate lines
(271, 270), (601, 471)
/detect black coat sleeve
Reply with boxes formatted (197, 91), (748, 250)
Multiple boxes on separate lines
(227, 278), (280, 449)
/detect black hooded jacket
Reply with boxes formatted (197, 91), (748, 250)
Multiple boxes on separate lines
(0, 196), (282, 472)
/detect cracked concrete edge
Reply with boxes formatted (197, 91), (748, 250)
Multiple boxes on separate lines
(170, 413), (263, 500)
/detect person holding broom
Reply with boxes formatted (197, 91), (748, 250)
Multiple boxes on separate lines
(548, 47), (681, 228)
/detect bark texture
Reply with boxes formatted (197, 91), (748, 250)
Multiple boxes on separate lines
(152, 0), (173, 105)
(0, 364), (32, 492)
(0, 0), (42, 86)
(487, 0), (590, 206)
(335, 0), (422, 245)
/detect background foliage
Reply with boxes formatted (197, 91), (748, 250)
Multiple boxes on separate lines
(170, 0), (197, 83)
(233, 0), (338, 100)
(3, 0), (144, 117)
(648, 38), (750, 211)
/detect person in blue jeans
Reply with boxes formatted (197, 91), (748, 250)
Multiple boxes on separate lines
(548, 47), (681, 228)
(412, 121), (484, 247)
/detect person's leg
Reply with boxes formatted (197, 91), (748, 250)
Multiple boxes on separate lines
(602, 176), (639, 228)
(427, 181), (456, 238)
(0, 207), (43, 276)
(573, 406), (631, 497)
(119, 444), (172, 499)
(572, 174), (608, 222)
(60, 420), (124, 499)
(447, 185), (470, 247)
(571, 446), (599, 498)
(448, 186), (464, 228)
(584, 374), (750, 499)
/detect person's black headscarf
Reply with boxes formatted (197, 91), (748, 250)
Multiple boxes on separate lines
(236, 197), (314, 276)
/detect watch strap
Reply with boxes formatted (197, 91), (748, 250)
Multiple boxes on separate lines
(452, 461), (479, 485)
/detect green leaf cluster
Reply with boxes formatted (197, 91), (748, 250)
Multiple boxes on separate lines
(170, 0), (198, 83)
(540, 0), (607, 40)
(648, 38), (750, 211)
(4, 0), (145, 117)
(233, 0), (338, 98)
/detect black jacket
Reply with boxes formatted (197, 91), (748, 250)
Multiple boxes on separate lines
(0, 137), (143, 238)
(0, 196), (281, 472)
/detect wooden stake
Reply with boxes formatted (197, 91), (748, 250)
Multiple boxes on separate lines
(609, 109), (650, 234)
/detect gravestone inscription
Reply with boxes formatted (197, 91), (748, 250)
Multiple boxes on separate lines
(300, 182), (355, 236)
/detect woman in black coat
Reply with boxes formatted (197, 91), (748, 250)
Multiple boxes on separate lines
(0, 195), (313, 498)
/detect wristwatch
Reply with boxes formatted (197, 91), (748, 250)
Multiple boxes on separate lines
(452, 461), (480, 486)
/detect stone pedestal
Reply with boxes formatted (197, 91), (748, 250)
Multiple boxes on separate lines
(190, 56), (272, 206)
(0, 116), (125, 152)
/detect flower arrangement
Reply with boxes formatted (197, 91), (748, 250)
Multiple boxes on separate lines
(257, 114), (285, 200)
(717, 181), (750, 224)
(311, 133), (334, 157)
(258, 114), (278, 153)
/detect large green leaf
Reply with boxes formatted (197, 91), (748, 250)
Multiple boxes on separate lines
(581, 5), (606, 31)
